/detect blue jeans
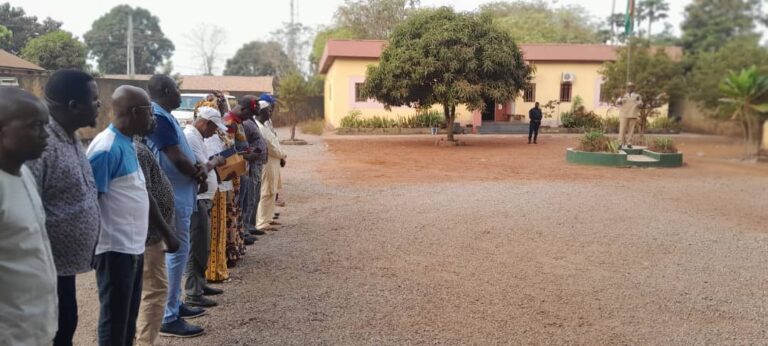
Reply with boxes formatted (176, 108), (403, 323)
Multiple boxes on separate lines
(240, 164), (262, 231)
(163, 205), (192, 323)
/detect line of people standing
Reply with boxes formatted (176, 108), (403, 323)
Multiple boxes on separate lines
(0, 70), (287, 345)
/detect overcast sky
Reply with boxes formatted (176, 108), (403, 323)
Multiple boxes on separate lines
(9, 0), (695, 75)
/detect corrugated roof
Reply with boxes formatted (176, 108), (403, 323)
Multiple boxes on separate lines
(0, 49), (45, 71)
(318, 40), (683, 73)
(101, 74), (274, 93)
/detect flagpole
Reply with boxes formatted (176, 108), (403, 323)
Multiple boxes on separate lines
(625, 0), (634, 84)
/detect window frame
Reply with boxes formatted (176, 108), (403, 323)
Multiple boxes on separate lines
(559, 82), (573, 103)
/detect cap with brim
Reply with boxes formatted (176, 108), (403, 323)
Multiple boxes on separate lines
(197, 106), (227, 131)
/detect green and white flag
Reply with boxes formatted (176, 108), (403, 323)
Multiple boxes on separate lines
(624, 0), (635, 35)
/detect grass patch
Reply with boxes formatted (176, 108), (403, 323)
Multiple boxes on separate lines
(299, 119), (325, 135)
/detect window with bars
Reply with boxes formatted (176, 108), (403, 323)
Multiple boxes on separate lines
(523, 84), (536, 102)
(559, 83), (572, 102)
(599, 82), (612, 104)
(354, 82), (366, 102)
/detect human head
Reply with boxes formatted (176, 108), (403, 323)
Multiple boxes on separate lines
(626, 82), (635, 93)
(112, 85), (155, 137)
(256, 100), (272, 123)
(534, 102), (540, 108)
(194, 106), (226, 138)
(147, 74), (181, 111)
(236, 95), (258, 119)
(0, 87), (50, 166)
(44, 69), (101, 129)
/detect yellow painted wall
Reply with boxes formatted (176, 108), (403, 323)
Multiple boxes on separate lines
(324, 58), (471, 128)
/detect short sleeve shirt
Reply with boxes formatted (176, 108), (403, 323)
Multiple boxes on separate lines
(86, 125), (149, 255)
(135, 140), (175, 245)
(0, 166), (58, 345)
(183, 125), (218, 200)
(26, 117), (101, 275)
(146, 102), (198, 210)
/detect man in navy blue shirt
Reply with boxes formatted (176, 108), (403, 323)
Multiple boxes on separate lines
(528, 102), (543, 144)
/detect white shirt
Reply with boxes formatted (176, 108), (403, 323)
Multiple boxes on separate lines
(0, 165), (58, 346)
(86, 125), (149, 255)
(184, 125), (218, 200)
(204, 134), (232, 192)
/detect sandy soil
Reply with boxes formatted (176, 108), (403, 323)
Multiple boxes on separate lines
(72, 131), (768, 345)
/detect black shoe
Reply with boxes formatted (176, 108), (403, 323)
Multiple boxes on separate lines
(179, 304), (206, 319)
(160, 318), (205, 338)
(203, 285), (223, 296)
(274, 213), (280, 219)
(243, 234), (256, 245)
(186, 295), (218, 307)
(249, 228), (266, 235)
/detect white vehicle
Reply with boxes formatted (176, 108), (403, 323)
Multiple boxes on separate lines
(171, 93), (236, 125)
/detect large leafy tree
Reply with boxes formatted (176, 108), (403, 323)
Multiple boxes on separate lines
(479, 1), (601, 44)
(718, 66), (768, 161)
(637, 0), (670, 38)
(275, 72), (323, 141)
(309, 27), (357, 73)
(0, 25), (11, 48)
(224, 41), (296, 76)
(0, 3), (61, 54)
(680, 0), (766, 54)
(334, 0), (420, 39)
(84, 5), (174, 74)
(362, 7), (533, 142)
(600, 39), (684, 133)
(20, 30), (87, 70)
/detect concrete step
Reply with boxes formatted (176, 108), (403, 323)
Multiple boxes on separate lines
(626, 154), (659, 163)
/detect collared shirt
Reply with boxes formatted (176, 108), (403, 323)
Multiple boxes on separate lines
(135, 140), (175, 245)
(529, 107), (543, 122)
(86, 125), (149, 255)
(147, 102), (198, 210)
(27, 117), (101, 275)
(0, 165), (58, 346)
(204, 134), (233, 192)
(183, 124), (218, 200)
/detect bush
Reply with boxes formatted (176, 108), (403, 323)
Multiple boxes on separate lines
(649, 137), (678, 153)
(562, 106), (603, 129)
(649, 117), (681, 130)
(578, 130), (619, 153)
(299, 119), (324, 135)
(602, 116), (620, 132)
(338, 110), (445, 129)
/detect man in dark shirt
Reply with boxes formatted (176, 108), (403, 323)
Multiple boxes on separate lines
(528, 102), (543, 144)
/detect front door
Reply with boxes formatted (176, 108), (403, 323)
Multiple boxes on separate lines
(481, 99), (495, 122)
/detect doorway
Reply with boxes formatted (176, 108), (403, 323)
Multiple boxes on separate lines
(481, 99), (495, 122)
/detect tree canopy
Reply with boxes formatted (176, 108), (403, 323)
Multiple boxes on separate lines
(718, 66), (768, 160)
(334, 0), (420, 39)
(309, 27), (358, 73)
(20, 30), (87, 70)
(362, 7), (533, 141)
(479, 1), (602, 44)
(224, 41), (296, 76)
(680, 0), (766, 54)
(84, 5), (174, 74)
(0, 25), (11, 48)
(0, 2), (61, 54)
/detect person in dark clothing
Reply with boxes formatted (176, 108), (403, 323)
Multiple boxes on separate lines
(528, 102), (543, 144)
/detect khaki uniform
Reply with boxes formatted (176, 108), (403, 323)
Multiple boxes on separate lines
(255, 120), (287, 230)
(618, 92), (642, 146)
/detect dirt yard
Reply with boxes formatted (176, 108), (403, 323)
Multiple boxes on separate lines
(72, 132), (768, 345)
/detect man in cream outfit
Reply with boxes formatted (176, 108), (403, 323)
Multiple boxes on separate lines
(617, 82), (643, 148)
(255, 101), (287, 231)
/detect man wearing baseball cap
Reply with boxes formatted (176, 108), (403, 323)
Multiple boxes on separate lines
(183, 107), (227, 308)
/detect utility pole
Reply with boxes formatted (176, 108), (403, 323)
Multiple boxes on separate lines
(610, 0), (616, 45)
(287, 0), (297, 68)
(126, 12), (135, 79)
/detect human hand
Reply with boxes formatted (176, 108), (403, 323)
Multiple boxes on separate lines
(213, 156), (226, 167)
(164, 234), (180, 253)
(280, 159), (286, 168)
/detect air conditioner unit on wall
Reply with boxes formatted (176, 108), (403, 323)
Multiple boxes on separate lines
(562, 72), (575, 83)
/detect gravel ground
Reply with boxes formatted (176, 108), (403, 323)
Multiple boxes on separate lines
(72, 131), (768, 345)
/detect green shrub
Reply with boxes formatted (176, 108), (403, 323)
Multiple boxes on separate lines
(579, 130), (618, 153)
(649, 117), (681, 130)
(339, 110), (445, 128)
(562, 106), (602, 129)
(299, 119), (324, 135)
(602, 116), (620, 132)
(649, 137), (678, 153)
(340, 110), (363, 128)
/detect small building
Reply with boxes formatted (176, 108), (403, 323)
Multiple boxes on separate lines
(318, 40), (682, 130)
(102, 74), (274, 98)
(0, 49), (46, 86)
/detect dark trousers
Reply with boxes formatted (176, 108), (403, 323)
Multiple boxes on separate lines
(54, 275), (77, 346)
(529, 121), (541, 142)
(95, 252), (144, 346)
(186, 199), (212, 298)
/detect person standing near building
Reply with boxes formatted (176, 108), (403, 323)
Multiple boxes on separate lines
(0, 87), (57, 346)
(255, 102), (287, 232)
(183, 107), (227, 308)
(26, 70), (102, 346)
(528, 102), (543, 144)
(617, 82), (643, 148)
(86, 86), (154, 346)
(145, 75), (208, 338)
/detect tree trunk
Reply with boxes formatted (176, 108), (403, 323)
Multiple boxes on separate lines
(444, 105), (455, 142)
(290, 123), (297, 140)
(745, 114), (763, 162)
(648, 17), (653, 38)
